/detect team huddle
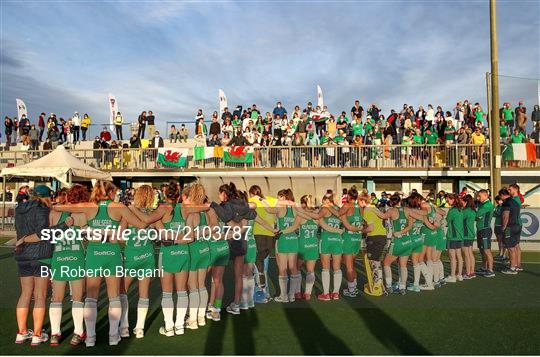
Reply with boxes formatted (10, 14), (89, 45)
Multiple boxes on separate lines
(13, 181), (524, 348)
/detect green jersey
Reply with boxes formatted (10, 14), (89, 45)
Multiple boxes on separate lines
(474, 110), (485, 123)
(351, 122), (363, 136)
(392, 207), (408, 233)
(424, 132), (438, 144)
(462, 207), (476, 240)
(413, 135), (423, 145)
(88, 200), (120, 230)
(299, 219), (319, 240)
(446, 207), (464, 241)
(476, 200), (494, 231)
(512, 195), (522, 207)
(500, 125), (508, 138)
(163, 204), (185, 231)
(54, 211), (84, 253)
(502, 108), (513, 122)
(277, 206), (298, 254)
(510, 133), (525, 143)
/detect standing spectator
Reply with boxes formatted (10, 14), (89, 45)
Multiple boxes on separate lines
(5, 116), (13, 149)
(387, 109), (398, 128)
(150, 131), (164, 148)
(2, 186), (13, 202)
(81, 114), (91, 141)
(71, 112), (81, 144)
(114, 112), (124, 140)
(515, 102), (528, 133)
(350, 100), (364, 123)
(195, 117), (207, 136)
(471, 127), (486, 167)
(425, 104), (435, 125)
(137, 111), (147, 139)
(500, 103), (514, 131)
(146, 111), (156, 138)
(38, 113), (45, 142)
(92, 137), (102, 165)
(209, 115), (221, 138)
(273, 101), (287, 119)
(29, 125), (39, 150)
(221, 107), (232, 122)
(49, 127), (60, 149)
(179, 124), (188, 142)
(58, 118), (67, 143)
(532, 105), (540, 125)
(232, 105), (242, 120)
(454, 102), (464, 130)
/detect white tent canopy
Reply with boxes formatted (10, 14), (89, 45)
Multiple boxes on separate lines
(1, 145), (112, 185)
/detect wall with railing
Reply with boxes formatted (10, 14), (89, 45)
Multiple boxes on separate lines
(0, 144), (538, 171)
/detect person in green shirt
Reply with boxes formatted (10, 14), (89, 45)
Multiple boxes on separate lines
(461, 195), (477, 279)
(424, 129), (439, 145)
(500, 103), (514, 130)
(444, 121), (456, 143)
(351, 118), (363, 138)
(413, 129), (423, 145)
(445, 194), (464, 282)
(499, 119), (508, 141)
(510, 128), (526, 143)
(492, 195), (506, 261)
(474, 103), (485, 125)
(475, 189), (495, 277)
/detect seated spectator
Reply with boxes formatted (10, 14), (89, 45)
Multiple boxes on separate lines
(169, 125), (179, 143)
(179, 124), (188, 142)
(100, 127), (112, 142)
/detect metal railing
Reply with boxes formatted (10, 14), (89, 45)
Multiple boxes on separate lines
(0, 144), (538, 171)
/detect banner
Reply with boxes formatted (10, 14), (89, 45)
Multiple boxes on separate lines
(317, 84), (324, 108)
(219, 89), (227, 114)
(157, 148), (188, 167)
(16, 98), (27, 119)
(224, 146), (253, 163)
(504, 143), (537, 161)
(194, 146), (216, 161)
(108, 93), (118, 132)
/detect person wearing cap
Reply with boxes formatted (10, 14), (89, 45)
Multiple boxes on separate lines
(14, 185), (75, 346)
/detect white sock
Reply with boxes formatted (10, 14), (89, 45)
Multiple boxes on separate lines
(347, 280), (356, 292)
(425, 261), (434, 285)
(305, 272), (315, 295)
(278, 276), (288, 299)
(72, 301), (84, 336)
(135, 298), (149, 330)
(119, 294), (129, 330)
(241, 276), (249, 305)
(432, 261), (439, 282)
(108, 297), (122, 337)
(84, 298), (97, 338)
(49, 302), (63, 336)
(384, 265), (393, 288)
(399, 266), (408, 290)
(332, 270), (342, 294)
(247, 276), (255, 303)
(188, 290), (199, 322)
(289, 274), (301, 298)
(197, 288), (208, 319)
(175, 291), (188, 329)
(413, 264), (420, 286)
(438, 260), (445, 281)
(321, 269), (330, 294)
(161, 292), (174, 330)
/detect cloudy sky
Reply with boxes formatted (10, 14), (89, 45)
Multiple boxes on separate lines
(1, 0), (539, 133)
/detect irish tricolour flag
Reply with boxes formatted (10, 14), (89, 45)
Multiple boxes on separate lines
(157, 148), (188, 167)
(224, 146), (253, 163)
(504, 143), (537, 161)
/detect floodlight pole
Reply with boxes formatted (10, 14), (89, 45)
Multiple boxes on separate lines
(489, 0), (502, 198)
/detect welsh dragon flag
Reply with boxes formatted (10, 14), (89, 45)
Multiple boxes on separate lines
(157, 148), (188, 167)
(224, 146), (253, 163)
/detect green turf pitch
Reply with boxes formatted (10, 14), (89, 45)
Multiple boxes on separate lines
(1, 247), (539, 355)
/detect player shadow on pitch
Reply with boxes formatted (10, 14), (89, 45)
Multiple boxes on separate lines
(204, 264), (260, 355)
(343, 265), (430, 355)
(281, 301), (354, 355)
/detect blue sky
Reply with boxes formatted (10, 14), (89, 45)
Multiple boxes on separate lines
(1, 0), (539, 134)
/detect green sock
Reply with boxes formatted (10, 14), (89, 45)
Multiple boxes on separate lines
(214, 299), (222, 309)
